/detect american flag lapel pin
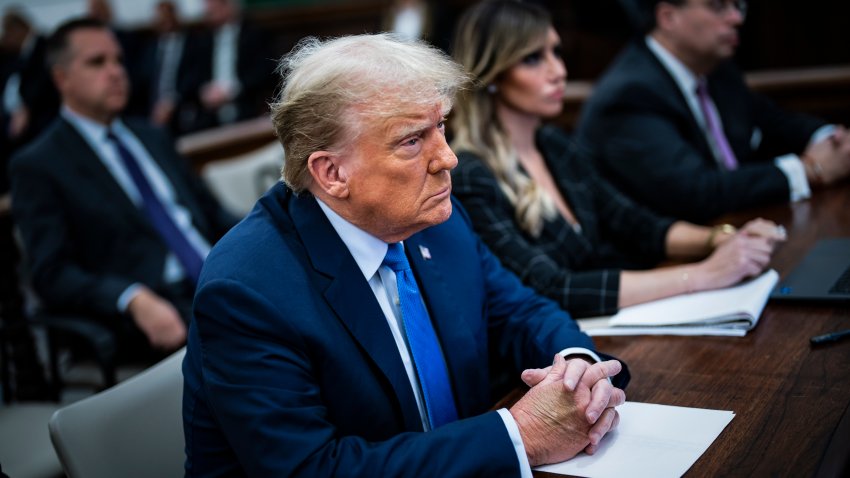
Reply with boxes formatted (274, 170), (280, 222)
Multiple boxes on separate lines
(419, 245), (432, 260)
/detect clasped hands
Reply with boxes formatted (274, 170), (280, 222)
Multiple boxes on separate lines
(510, 355), (625, 467)
(804, 126), (850, 186)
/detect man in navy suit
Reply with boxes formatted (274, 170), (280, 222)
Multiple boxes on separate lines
(182, 34), (629, 476)
(10, 18), (236, 353)
(578, 0), (850, 222)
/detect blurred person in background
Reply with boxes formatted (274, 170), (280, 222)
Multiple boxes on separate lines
(10, 18), (236, 357)
(130, 1), (188, 133)
(577, 0), (850, 222)
(450, 0), (784, 318)
(177, 0), (272, 132)
(0, 7), (56, 400)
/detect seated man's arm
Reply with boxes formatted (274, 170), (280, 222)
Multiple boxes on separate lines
(10, 156), (134, 315)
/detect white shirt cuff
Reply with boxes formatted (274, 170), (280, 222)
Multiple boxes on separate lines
(774, 155), (811, 202)
(810, 124), (836, 145)
(496, 408), (534, 478)
(117, 283), (143, 312)
(559, 347), (603, 363)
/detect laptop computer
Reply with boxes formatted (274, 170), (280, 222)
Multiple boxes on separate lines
(771, 237), (850, 302)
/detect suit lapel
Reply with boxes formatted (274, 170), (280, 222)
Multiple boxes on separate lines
(404, 232), (481, 419)
(57, 119), (148, 227)
(639, 42), (717, 163)
(287, 192), (422, 431)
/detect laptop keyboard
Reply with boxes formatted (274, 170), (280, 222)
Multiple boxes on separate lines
(829, 265), (850, 294)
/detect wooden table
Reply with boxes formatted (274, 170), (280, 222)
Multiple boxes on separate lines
(529, 184), (850, 477)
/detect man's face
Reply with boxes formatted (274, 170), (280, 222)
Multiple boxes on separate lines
(665, 0), (744, 68)
(155, 3), (179, 33)
(337, 101), (458, 242)
(205, 0), (234, 27)
(54, 28), (128, 124)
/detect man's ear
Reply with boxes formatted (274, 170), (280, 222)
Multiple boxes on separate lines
(306, 151), (350, 199)
(51, 65), (67, 94)
(655, 2), (678, 30)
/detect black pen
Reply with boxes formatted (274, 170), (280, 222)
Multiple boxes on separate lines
(810, 329), (850, 345)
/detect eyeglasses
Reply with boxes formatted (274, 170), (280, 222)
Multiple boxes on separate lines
(698, 0), (748, 18)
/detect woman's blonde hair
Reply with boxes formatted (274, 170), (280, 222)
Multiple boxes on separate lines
(451, 0), (555, 237)
(270, 33), (469, 194)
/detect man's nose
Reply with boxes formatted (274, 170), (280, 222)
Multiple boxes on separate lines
(430, 135), (458, 173)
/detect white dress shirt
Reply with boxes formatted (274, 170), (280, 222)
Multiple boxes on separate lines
(646, 36), (834, 202)
(61, 106), (211, 310)
(155, 32), (186, 101)
(316, 197), (602, 477)
(212, 22), (241, 123)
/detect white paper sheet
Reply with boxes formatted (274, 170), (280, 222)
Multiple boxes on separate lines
(576, 269), (778, 336)
(534, 402), (735, 478)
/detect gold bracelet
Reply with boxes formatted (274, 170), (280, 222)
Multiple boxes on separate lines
(706, 224), (737, 250)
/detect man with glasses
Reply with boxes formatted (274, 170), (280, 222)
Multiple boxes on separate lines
(577, 0), (850, 222)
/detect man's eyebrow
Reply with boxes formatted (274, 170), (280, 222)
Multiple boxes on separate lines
(389, 122), (428, 141)
(389, 112), (450, 142)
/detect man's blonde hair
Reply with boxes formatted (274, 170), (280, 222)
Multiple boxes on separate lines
(270, 33), (470, 194)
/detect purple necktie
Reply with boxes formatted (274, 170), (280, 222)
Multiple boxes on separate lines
(696, 79), (738, 170)
(107, 130), (204, 284)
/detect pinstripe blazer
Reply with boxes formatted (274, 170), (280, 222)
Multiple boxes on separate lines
(452, 125), (674, 317)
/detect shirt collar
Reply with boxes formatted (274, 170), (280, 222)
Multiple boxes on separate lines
(645, 35), (700, 97)
(315, 197), (390, 281)
(61, 105), (127, 142)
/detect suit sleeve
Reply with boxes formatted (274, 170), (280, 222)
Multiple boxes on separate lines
(187, 277), (523, 477)
(10, 154), (132, 315)
(452, 155), (622, 317)
(748, 92), (825, 159)
(586, 83), (791, 222)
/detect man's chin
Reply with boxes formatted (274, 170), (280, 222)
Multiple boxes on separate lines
(422, 199), (453, 229)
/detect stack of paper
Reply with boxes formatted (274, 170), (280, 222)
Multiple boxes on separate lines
(578, 269), (778, 337)
(535, 402), (735, 477)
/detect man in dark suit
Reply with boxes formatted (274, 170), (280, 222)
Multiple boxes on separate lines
(577, 0), (850, 222)
(182, 34), (629, 476)
(9, 18), (236, 353)
(126, 1), (188, 132)
(176, 0), (271, 132)
(1, 9), (60, 156)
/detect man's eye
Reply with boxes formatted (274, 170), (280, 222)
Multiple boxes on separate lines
(404, 138), (419, 147)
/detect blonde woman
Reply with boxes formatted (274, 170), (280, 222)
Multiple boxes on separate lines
(450, 0), (785, 318)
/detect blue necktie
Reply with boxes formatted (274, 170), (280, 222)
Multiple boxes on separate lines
(106, 130), (204, 284)
(383, 242), (458, 429)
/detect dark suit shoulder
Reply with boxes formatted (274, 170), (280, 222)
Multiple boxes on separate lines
(591, 42), (664, 97)
(9, 118), (75, 170)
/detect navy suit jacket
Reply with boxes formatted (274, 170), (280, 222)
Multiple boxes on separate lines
(9, 117), (236, 317)
(183, 183), (628, 477)
(577, 40), (825, 222)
